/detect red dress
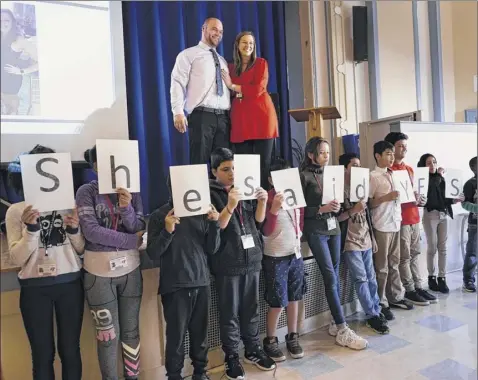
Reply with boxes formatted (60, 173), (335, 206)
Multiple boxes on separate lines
(228, 58), (279, 143)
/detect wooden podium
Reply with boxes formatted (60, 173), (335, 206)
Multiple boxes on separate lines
(289, 106), (341, 138)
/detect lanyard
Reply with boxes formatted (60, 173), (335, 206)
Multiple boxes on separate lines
(104, 195), (119, 231)
(236, 203), (246, 234)
(42, 211), (56, 256)
(312, 173), (323, 194)
(286, 209), (299, 239)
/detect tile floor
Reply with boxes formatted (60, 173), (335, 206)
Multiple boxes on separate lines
(207, 271), (477, 380)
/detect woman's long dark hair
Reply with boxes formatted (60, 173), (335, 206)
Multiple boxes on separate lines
(232, 31), (257, 77)
(1, 9), (20, 48)
(417, 153), (436, 169)
(300, 137), (329, 171)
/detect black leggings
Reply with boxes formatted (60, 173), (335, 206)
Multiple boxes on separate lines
(233, 139), (275, 190)
(20, 278), (84, 380)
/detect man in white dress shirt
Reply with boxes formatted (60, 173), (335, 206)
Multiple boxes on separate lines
(170, 18), (231, 165)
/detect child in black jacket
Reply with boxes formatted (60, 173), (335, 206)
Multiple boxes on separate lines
(209, 148), (275, 380)
(147, 177), (221, 380)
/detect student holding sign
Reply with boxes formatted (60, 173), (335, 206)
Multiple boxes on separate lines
(147, 176), (221, 380)
(369, 141), (410, 321)
(300, 137), (367, 350)
(417, 154), (463, 294)
(385, 133), (437, 306)
(462, 156), (478, 293)
(209, 148), (276, 379)
(77, 146), (146, 380)
(261, 158), (306, 362)
(5, 145), (85, 380)
(338, 153), (389, 335)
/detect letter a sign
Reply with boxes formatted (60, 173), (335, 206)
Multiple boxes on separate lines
(96, 139), (141, 194)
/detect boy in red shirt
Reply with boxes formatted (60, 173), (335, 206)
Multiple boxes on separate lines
(385, 132), (437, 306)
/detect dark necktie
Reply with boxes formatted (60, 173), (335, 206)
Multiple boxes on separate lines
(210, 49), (224, 97)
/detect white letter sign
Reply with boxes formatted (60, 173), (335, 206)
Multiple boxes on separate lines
(96, 139), (141, 194)
(270, 168), (306, 210)
(322, 166), (344, 204)
(20, 153), (75, 212)
(445, 169), (463, 198)
(233, 154), (260, 200)
(414, 167), (429, 197)
(392, 170), (415, 204)
(350, 167), (370, 202)
(170, 164), (211, 217)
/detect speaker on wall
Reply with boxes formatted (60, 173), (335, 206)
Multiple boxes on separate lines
(352, 6), (368, 63)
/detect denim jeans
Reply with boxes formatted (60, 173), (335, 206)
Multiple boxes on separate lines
(463, 227), (477, 284)
(344, 249), (381, 319)
(307, 232), (345, 325)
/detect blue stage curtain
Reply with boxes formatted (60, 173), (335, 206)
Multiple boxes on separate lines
(122, 1), (290, 214)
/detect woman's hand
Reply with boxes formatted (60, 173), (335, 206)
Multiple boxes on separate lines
(165, 209), (180, 233)
(4, 64), (22, 75)
(221, 69), (233, 89)
(320, 200), (341, 214)
(207, 204), (219, 221)
(255, 187), (268, 204)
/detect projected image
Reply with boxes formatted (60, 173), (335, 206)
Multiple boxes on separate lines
(1, 3), (40, 116)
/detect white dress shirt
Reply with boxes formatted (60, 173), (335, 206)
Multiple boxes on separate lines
(369, 166), (402, 233)
(170, 41), (231, 116)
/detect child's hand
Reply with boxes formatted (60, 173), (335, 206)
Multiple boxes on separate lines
(64, 208), (79, 229)
(165, 209), (180, 233)
(116, 188), (132, 208)
(383, 191), (399, 202)
(207, 204), (219, 221)
(136, 231), (145, 248)
(255, 187), (268, 204)
(227, 187), (242, 210)
(270, 192), (284, 215)
(21, 205), (40, 225)
(372, 239), (378, 254)
(351, 201), (366, 215)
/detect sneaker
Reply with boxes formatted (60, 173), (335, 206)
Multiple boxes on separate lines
(192, 374), (210, 380)
(366, 315), (390, 335)
(389, 299), (415, 310)
(463, 282), (477, 293)
(416, 288), (438, 304)
(224, 354), (245, 380)
(285, 333), (304, 359)
(263, 336), (286, 362)
(328, 320), (338, 337)
(437, 277), (449, 294)
(404, 291), (429, 306)
(244, 348), (276, 371)
(428, 276), (440, 291)
(379, 305), (395, 321)
(335, 326), (368, 350)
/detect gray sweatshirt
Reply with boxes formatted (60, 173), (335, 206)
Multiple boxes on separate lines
(6, 202), (84, 287)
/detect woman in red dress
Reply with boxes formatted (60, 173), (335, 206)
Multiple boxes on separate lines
(221, 31), (278, 189)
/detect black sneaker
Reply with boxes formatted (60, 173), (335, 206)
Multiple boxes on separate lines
(463, 282), (477, 293)
(428, 276), (440, 291)
(366, 315), (390, 334)
(192, 374), (210, 380)
(244, 348), (276, 371)
(285, 333), (304, 359)
(380, 305), (395, 321)
(416, 288), (438, 304)
(263, 336), (286, 362)
(389, 299), (415, 310)
(404, 291), (430, 306)
(437, 277), (449, 294)
(224, 354), (245, 380)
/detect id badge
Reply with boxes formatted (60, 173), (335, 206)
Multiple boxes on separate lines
(241, 234), (255, 249)
(294, 243), (302, 259)
(109, 257), (127, 271)
(37, 261), (57, 277)
(327, 217), (337, 231)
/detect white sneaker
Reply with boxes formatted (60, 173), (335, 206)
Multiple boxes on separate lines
(336, 326), (368, 350)
(328, 320), (338, 337)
